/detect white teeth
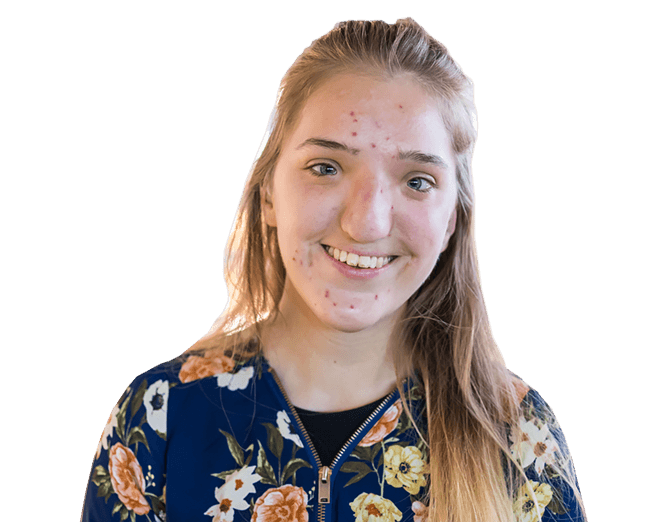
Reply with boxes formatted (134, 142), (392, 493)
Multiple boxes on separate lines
(324, 246), (393, 269)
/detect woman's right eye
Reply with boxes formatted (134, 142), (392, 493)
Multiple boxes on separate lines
(308, 163), (338, 177)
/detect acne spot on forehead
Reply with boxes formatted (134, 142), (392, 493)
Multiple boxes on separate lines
(325, 290), (330, 298)
(333, 302), (337, 306)
(375, 295), (378, 300)
(350, 305), (354, 309)
(352, 132), (357, 137)
(398, 105), (403, 109)
(371, 143), (376, 148)
(350, 111), (355, 116)
(353, 119), (358, 122)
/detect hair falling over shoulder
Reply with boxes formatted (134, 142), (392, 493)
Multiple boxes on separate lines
(188, 19), (585, 522)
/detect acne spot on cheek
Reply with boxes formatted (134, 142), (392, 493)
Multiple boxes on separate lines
(352, 132), (357, 137)
(325, 290), (330, 298)
(399, 104), (403, 109)
(353, 119), (358, 122)
(350, 305), (354, 309)
(375, 295), (378, 300)
(350, 111), (355, 116)
(371, 143), (376, 148)
(333, 302), (337, 306)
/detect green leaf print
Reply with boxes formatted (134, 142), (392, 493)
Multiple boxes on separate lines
(130, 379), (148, 418)
(127, 426), (149, 451)
(117, 395), (131, 445)
(91, 465), (109, 486)
(256, 440), (278, 486)
(219, 429), (246, 468)
(262, 422), (284, 459)
(280, 458), (312, 485)
(546, 484), (569, 515)
(340, 461), (373, 487)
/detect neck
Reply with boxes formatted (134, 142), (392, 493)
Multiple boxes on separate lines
(260, 283), (403, 412)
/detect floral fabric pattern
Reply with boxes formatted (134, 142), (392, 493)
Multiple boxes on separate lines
(82, 354), (584, 521)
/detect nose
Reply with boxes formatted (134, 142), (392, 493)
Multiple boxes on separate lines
(340, 174), (393, 243)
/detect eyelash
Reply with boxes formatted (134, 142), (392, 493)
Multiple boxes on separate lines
(307, 162), (435, 193)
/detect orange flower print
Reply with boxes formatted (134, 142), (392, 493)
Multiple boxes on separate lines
(251, 485), (309, 522)
(412, 501), (428, 522)
(108, 443), (151, 516)
(179, 349), (235, 383)
(512, 378), (530, 404)
(358, 400), (403, 447)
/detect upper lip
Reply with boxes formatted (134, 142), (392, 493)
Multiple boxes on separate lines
(321, 243), (396, 258)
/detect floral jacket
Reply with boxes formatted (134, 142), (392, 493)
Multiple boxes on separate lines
(82, 349), (584, 522)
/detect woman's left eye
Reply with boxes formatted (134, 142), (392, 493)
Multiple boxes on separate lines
(309, 163), (338, 177)
(407, 177), (434, 192)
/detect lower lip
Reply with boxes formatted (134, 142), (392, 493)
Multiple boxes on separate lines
(321, 247), (394, 280)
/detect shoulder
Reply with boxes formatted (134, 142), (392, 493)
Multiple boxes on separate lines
(507, 373), (586, 521)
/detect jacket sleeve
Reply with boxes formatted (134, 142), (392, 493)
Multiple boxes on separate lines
(81, 373), (169, 522)
(512, 387), (587, 522)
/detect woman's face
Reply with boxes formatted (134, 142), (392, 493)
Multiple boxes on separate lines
(265, 73), (458, 333)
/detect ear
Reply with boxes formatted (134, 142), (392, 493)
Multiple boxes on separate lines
(262, 184), (277, 227)
(441, 207), (457, 252)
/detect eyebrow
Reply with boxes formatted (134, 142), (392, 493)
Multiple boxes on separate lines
(296, 137), (448, 169)
(398, 149), (449, 169)
(296, 138), (360, 155)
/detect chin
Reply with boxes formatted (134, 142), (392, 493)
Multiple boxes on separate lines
(315, 306), (394, 334)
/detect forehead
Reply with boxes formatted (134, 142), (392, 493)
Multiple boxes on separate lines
(285, 73), (453, 157)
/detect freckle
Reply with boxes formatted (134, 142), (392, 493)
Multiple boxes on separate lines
(352, 132), (357, 136)
(350, 305), (354, 309)
(371, 143), (376, 148)
(309, 260), (313, 267)
(292, 257), (296, 261)
(325, 290), (330, 298)
(375, 295), (378, 300)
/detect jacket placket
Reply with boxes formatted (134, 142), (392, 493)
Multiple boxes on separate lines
(265, 363), (407, 522)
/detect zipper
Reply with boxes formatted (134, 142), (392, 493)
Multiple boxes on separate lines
(267, 365), (404, 522)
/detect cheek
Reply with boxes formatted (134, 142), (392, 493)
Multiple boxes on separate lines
(275, 184), (341, 248)
(399, 207), (447, 257)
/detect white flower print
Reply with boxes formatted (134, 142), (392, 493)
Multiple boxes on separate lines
(276, 410), (303, 448)
(217, 366), (254, 391)
(143, 380), (169, 435)
(511, 416), (558, 474)
(96, 403), (119, 458)
(204, 466), (260, 522)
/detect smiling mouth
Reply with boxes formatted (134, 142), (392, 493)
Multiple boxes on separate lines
(322, 244), (397, 269)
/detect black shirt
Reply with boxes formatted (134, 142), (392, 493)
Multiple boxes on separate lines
(294, 395), (388, 467)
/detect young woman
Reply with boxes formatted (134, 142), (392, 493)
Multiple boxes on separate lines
(81, 19), (586, 522)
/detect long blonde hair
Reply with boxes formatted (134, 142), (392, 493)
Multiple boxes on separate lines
(190, 18), (583, 521)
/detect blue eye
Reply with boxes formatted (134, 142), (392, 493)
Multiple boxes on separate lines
(310, 163), (338, 177)
(407, 177), (434, 192)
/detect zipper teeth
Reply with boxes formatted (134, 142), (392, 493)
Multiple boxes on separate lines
(267, 368), (323, 469)
(268, 367), (327, 522)
(269, 366), (406, 522)
(329, 390), (399, 470)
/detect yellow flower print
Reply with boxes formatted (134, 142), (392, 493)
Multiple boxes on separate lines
(383, 445), (428, 495)
(350, 493), (402, 522)
(513, 480), (553, 522)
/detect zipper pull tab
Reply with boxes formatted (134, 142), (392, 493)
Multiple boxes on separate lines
(318, 466), (331, 504)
